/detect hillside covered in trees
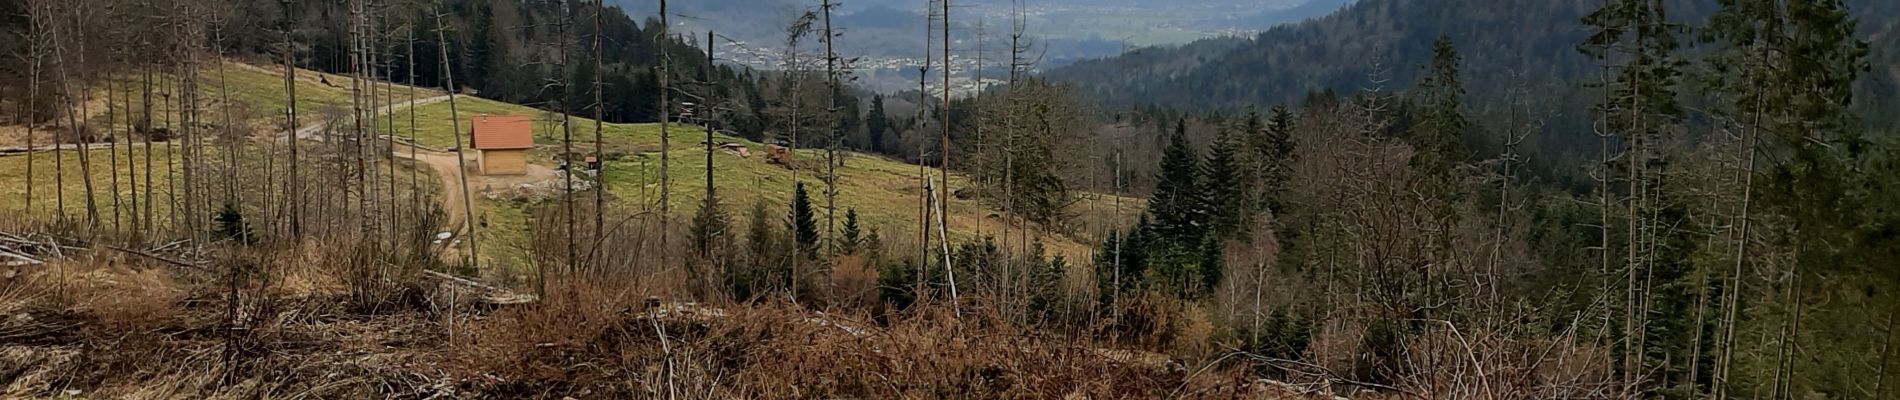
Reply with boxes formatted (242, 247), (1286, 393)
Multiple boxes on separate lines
(0, 0), (1897, 399)
(1048, 0), (1900, 154)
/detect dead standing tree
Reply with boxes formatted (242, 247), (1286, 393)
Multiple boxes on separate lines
(777, 9), (816, 302)
(656, 0), (673, 268)
(913, 0), (935, 296)
(820, 0), (840, 258)
(280, 0), (303, 241)
(549, 0), (578, 278)
(591, 0), (606, 270)
(51, 0), (104, 228)
(435, 4), (479, 269)
(19, 0), (50, 215)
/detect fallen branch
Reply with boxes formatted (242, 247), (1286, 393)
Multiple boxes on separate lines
(103, 245), (198, 269)
(0, 250), (43, 265)
(1234, 351), (1420, 399)
(422, 270), (503, 293)
(422, 270), (537, 305)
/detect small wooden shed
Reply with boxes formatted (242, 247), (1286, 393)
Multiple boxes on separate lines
(470, 114), (533, 175)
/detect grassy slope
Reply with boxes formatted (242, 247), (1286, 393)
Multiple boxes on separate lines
(0, 146), (184, 222)
(392, 96), (1130, 261)
(1, 63), (443, 227)
(5, 63), (1131, 268)
(67, 62), (444, 132)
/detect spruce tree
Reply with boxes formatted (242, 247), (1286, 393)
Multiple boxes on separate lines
(863, 227), (882, 263)
(840, 208), (862, 255)
(787, 182), (820, 260)
(1205, 127), (1250, 239)
(1027, 241), (1068, 318)
(1582, 0), (1687, 389)
(213, 202), (253, 246)
(1255, 105), (1296, 214)
(866, 94), (889, 152)
(1703, 1), (1869, 396)
(1096, 215), (1154, 307)
(739, 199), (780, 298)
(1198, 237), (1224, 298)
(1151, 119), (1208, 243)
(1411, 35), (1468, 177)
(691, 193), (729, 258)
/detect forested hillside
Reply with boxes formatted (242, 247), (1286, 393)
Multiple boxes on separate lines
(1, 0), (1897, 398)
(1050, 0), (1900, 153)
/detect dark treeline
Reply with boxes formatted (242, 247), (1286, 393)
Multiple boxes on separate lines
(1049, 0), (1900, 162)
(0, 0), (921, 147)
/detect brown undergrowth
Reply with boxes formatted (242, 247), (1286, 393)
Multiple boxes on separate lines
(0, 232), (1329, 399)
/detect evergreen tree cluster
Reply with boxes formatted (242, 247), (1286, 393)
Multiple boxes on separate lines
(1095, 114), (1293, 305)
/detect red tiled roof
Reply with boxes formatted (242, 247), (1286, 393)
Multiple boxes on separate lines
(470, 114), (533, 150)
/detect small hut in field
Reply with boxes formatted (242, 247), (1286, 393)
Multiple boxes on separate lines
(470, 114), (533, 175)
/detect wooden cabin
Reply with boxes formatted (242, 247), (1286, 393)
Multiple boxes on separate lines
(470, 114), (533, 175)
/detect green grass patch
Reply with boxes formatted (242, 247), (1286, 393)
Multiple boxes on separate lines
(393, 96), (1133, 257)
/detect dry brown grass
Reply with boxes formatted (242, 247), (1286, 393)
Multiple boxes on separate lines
(460, 279), (1275, 399)
(0, 228), (1312, 399)
(0, 210), (1616, 399)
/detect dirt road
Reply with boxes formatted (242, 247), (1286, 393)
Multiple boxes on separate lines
(397, 145), (556, 235)
(297, 93), (558, 242)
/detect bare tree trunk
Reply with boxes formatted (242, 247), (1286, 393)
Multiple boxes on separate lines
(938, 0), (951, 232)
(1112, 149), (1123, 316)
(657, 0), (672, 269)
(107, 65), (122, 231)
(973, 23), (986, 242)
(383, 21), (399, 241)
(408, 28), (421, 221)
(175, 8), (204, 249)
(122, 77), (138, 231)
(24, 2), (45, 215)
(1004, 0), (1027, 306)
(821, 0), (839, 259)
(1625, 79), (1643, 395)
(557, 0), (578, 277)
(54, 5), (101, 229)
(593, 0), (607, 269)
(215, 29), (243, 241)
(435, 7), (480, 270)
(915, 2), (933, 297)
(1715, 41), (1767, 400)
(143, 68), (155, 231)
(77, 7), (101, 230)
(283, 3), (303, 241)
(162, 77), (180, 229)
(700, 31), (716, 260)
(48, 4), (66, 220)
(348, 0), (371, 237)
(926, 174), (957, 314)
(1592, 50), (1616, 378)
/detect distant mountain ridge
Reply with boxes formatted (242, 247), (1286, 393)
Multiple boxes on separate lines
(1233, 0), (1356, 27)
(609, 0), (1347, 62)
